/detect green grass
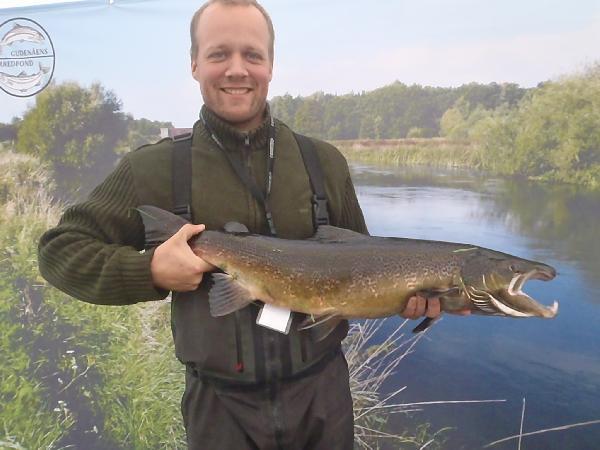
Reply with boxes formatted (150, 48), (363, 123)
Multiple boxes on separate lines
(333, 138), (481, 169)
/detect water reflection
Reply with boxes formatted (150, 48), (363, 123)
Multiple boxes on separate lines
(352, 164), (600, 301)
(350, 163), (600, 450)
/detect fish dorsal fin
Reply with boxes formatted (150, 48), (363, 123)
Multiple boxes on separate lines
(136, 205), (189, 245)
(208, 273), (254, 316)
(223, 221), (249, 234)
(309, 225), (369, 243)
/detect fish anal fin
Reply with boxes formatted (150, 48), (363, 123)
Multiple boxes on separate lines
(313, 318), (343, 342)
(298, 313), (342, 342)
(208, 273), (254, 316)
(298, 313), (337, 330)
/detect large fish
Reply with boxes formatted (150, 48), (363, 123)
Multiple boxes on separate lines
(138, 205), (558, 333)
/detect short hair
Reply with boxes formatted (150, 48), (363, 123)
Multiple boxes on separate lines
(189, 0), (275, 63)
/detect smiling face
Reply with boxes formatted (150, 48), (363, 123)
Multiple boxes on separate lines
(191, 3), (273, 131)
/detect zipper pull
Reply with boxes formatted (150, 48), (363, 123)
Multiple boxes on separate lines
(242, 133), (251, 167)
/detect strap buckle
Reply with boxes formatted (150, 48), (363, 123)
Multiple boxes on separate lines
(173, 204), (192, 221)
(171, 132), (192, 142)
(312, 194), (329, 226)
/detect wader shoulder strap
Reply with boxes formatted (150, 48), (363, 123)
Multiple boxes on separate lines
(293, 133), (330, 227)
(171, 132), (193, 222)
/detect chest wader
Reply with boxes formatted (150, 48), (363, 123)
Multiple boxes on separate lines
(170, 131), (348, 386)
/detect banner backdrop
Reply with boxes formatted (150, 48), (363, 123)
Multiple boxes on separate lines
(1, 2), (600, 450)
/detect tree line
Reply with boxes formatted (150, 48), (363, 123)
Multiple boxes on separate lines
(441, 64), (600, 188)
(1, 63), (598, 195)
(270, 81), (528, 139)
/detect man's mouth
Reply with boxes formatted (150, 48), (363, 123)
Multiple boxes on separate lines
(221, 88), (252, 95)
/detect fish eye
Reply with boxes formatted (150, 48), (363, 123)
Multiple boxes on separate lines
(509, 264), (517, 272)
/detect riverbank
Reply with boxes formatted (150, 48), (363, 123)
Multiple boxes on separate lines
(333, 138), (480, 169)
(334, 138), (599, 190)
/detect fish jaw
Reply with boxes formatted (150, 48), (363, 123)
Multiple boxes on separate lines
(489, 266), (558, 318)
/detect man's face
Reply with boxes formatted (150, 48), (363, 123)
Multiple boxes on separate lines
(191, 3), (273, 131)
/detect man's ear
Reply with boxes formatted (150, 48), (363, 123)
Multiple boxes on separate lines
(191, 59), (199, 81)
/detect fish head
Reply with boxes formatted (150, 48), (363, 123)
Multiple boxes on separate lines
(461, 250), (558, 318)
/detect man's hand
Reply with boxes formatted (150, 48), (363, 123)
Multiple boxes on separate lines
(150, 223), (216, 292)
(401, 296), (471, 319)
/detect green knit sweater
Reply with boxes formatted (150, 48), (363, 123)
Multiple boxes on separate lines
(38, 107), (368, 307)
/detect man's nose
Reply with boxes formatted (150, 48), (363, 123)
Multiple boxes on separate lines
(225, 53), (248, 78)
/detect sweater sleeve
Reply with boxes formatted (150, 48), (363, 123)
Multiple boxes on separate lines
(339, 174), (369, 235)
(38, 155), (169, 305)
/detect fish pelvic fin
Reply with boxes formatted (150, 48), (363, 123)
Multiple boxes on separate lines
(412, 316), (440, 333)
(136, 205), (189, 246)
(208, 273), (254, 316)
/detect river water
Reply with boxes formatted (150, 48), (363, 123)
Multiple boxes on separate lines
(350, 163), (600, 450)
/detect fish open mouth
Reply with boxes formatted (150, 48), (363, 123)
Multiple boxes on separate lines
(493, 267), (558, 318)
(467, 266), (558, 318)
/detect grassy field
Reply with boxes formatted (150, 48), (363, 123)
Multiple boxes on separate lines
(333, 138), (481, 169)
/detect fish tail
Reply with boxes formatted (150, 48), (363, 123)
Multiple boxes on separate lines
(136, 205), (189, 247)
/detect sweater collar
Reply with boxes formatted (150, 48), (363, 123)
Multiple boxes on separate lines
(197, 104), (271, 152)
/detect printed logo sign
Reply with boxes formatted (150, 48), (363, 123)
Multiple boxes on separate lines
(0, 17), (55, 97)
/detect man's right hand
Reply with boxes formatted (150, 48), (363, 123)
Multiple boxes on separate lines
(150, 223), (216, 291)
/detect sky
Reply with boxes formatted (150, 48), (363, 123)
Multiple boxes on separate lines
(1, 0), (599, 127)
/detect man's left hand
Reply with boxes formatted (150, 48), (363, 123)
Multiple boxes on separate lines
(400, 296), (472, 319)
(401, 295), (440, 319)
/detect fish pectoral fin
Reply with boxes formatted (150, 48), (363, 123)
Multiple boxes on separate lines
(208, 273), (254, 317)
(411, 316), (439, 333)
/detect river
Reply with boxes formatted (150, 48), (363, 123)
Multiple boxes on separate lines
(350, 163), (600, 450)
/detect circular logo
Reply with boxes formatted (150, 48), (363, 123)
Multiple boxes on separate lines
(0, 17), (55, 98)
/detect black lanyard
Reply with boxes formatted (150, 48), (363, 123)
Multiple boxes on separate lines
(201, 112), (277, 236)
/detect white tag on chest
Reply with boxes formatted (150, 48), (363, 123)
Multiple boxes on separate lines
(256, 304), (292, 334)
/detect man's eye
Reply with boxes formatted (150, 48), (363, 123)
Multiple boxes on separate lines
(247, 52), (263, 61)
(209, 51), (226, 60)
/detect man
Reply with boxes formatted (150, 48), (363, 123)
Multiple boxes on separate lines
(38, 1), (442, 448)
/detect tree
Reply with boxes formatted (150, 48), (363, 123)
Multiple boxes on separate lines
(115, 116), (173, 156)
(294, 97), (324, 137)
(0, 118), (20, 142)
(16, 82), (128, 199)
